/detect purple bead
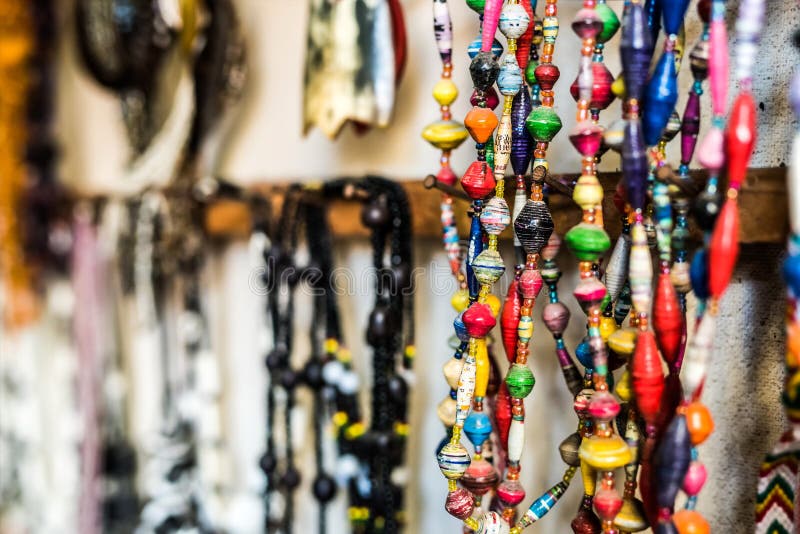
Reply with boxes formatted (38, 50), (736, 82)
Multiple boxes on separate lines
(792, 70), (800, 118)
(680, 91), (701, 165)
(623, 118), (648, 211)
(621, 3), (653, 102)
(511, 88), (534, 175)
(654, 413), (691, 512)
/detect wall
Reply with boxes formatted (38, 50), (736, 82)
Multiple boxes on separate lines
(47, 0), (798, 532)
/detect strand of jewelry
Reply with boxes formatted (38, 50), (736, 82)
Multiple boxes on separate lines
(566, 3), (633, 534)
(755, 52), (800, 533)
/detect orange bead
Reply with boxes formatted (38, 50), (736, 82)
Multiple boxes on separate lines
(673, 510), (710, 534)
(685, 402), (714, 445)
(788, 321), (800, 367)
(464, 106), (499, 143)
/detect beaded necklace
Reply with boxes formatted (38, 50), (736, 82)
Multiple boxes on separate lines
(755, 55), (800, 534)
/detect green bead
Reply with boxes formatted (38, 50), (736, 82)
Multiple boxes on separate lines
(525, 106), (562, 143)
(466, 0), (485, 14)
(600, 293), (611, 311)
(564, 223), (611, 261)
(595, 3), (620, 44)
(506, 363), (535, 398)
(485, 134), (495, 170)
(525, 59), (539, 86)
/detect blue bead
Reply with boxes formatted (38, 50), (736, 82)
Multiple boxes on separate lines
(643, 51), (678, 146)
(468, 35), (504, 59)
(497, 58), (523, 96)
(435, 436), (450, 458)
(690, 249), (709, 300)
(464, 412), (493, 448)
(576, 339), (593, 369)
(661, 0), (690, 35)
(783, 251), (800, 295)
(454, 312), (470, 342)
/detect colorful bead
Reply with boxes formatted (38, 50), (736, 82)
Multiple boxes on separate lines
(461, 160), (496, 199)
(437, 441), (471, 479)
(480, 196), (512, 235)
(565, 223), (611, 261)
(506, 363), (535, 398)
(445, 488), (475, 519)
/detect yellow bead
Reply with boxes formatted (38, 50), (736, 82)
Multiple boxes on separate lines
(578, 434), (632, 470)
(451, 289), (470, 312)
(422, 120), (469, 151)
(475, 338), (489, 398)
(345, 422), (366, 440)
(433, 78), (459, 106)
(615, 369), (632, 401)
(324, 338), (339, 354)
(572, 174), (604, 211)
(405, 345), (416, 359)
(614, 497), (648, 532)
(580, 459), (597, 495)
(608, 327), (636, 356)
(599, 316), (617, 341)
(485, 293), (501, 317)
(611, 74), (625, 98)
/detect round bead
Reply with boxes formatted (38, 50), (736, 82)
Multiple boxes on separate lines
(443, 357), (464, 389)
(475, 511), (510, 534)
(437, 397), (457, 426)
(433, 78), (458, 106)
(506, 363), (535, 398)
(526, 105), (563, 142)
(575, 339), (593, 368)
(572, 174), (604, 210)
(499, 3), (530, 39)
(672, 510), (710, 534)
(463, 302), (497, 338)
(559, 432), (582, 466)
(543, 302), (570, 334)
(472, 248), (506, 285)
(465, 106), (499, 143)
(445, 488), (475, 520)
(565, 222), (611, 261)
(422, 120), (469, 151)
(451, 289), (470, 312)
(578, 434), (632, 470)
(497, 55), (523, 96)
(518, 268), (543, 299)
(460, 457), (499, 496)
(464, 411), (493, 448)
(682, 461), (707, 496)
(312, 474), (337, 503)
(480, 197), (511, 235)
(453, 312), (469, 342)
(496, 479), (526, 507)
(437, 442), (471, 479)
(685, 402), (714, 445)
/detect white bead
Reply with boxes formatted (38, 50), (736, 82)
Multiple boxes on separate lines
(322, 360), (345, 384)
(604, 234), (630, 302)
(339, 371), (360, 394)
(336, 454), (360, 484)
(499, 3), (530, 40)
(507, 418), (525, 464)
(681, 313), (716, 399)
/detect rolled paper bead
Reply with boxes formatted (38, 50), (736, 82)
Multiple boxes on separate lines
(689, 37), (710, 80)
(684, 402), (714, 445)
(680, 89), (701, 165)
(579, 433), (633, 470)
(517, 315), (534, 343)
(643, 51), (679, 146)
(654, 413), (692, 510)
(480, 0), (503, 52)
(576, 339), (594, 369)
(708, 17), (728, 117)
(572, 174), (605, 212)
(604, 118), (626, 151)
(461, 160), (497, 199)
(594, 486), (624, 524)
(465, 106), (500, 143)
(519, 268), (543, 299)
(644, 0), (662, 46)
(515, 0), (534, 71)
(604, 234), (630, 303)
(696, 126), (725, 171)
(501, 280), (522, 362)
(443, 357), (464, 389)
(514, 199), (555, 254)
(454, 313), (469, 342)
(569, 120), (604, 157)
(461, 457), (499, 496)
(572, 8), (604, 39)
(463, 302), (497, 338)
(497, 479), (526, 507)
(466, 0), (486, 14)
(506, 363), (535, 398)
(468, 35), (505, 59)
(574, 277), (608, 311)
(517, 480), (570, 527)
(653, 272), (683, 366)
(559, 432), (582, 466)
(448, 288), (467, 312)
(689, 249), (709, 300)
(485, 293), (501, 316)
(615, 497), (648, 532)
(507, 417), (525, 462)
(470, 51), (500, 92)
(445, 488), (475, 520)
(433, 0), (453, 63)
(599, 316), (617, 342)
(481, 196), (511, 235)
(572, 506), (603, 534)
(422, 119), (470, 151)
(565, 223), (611, 261)
(498, 3), (530, 40)
(494, 114), (513, 171)
(662, 111), (682, 143)
(725, 91), (757, 190)
(437, 441), (471, 479)
(495, 382), (512, 447)
(708, 198), (739, 299)
(632, 330), (665, 426)
(608, 327), (636, 356)
(526, 105), (563, 142)
(510, 89), (534, 175)
(681, 314), (715, 399)
(476, 511), (510, 534)
(433, 78), (458, 106)
(543, 302), (570, 335)
(472, 86), (502, 110)
(672, 510), (710, 534)
(596, 2), (621, 43)
(569, 62), (616, 111)
(661, 0), (690, 35)
(629, 222), (653, 313)
(475, 338), (490, 396)
(473, 248), (506, 285)
(614, 284), (633, 325)
(498, 55), (523, 96)
(682, 461), (707, 496)
(589, 390), (621, 421)
(620, 2), (653, 101)
(623, 119), (648, 211)
(670, 261), (692, 294)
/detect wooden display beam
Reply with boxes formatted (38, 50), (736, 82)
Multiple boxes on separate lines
(204, 167), (788, 244)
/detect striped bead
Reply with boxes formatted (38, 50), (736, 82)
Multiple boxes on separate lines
(497, 55), (523, 96)
(437, 442), (471, 479)
(480, 197), (511, 235)
(476, 511), (510, 534)
(542, 16), (559, 42)
(472, 248), (506, 285)
(517, 315), (534, 342)
(499, 3), (530, 39)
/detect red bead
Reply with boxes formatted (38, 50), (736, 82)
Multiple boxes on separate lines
(519, 268), (544, 299)
(445, 488), (475, 520)
(593, 487), (623, 522)
(632, 330), (665, 426)
(725, 91), (756, 190)
(653, 272), (683, 367)
(588, 390), (620, 420)
(535, 63), (560, 91)
(571, 507), (602, 534)
(613, 180), (627, 213)
(569, 120), (604, 157)
(437, 166), (457, 186)
(501, 280), (522, 363)
(462, 302), (497, 337)
(461, 160), (497, 199)
(569, 62), (616, 110)
(515, 0), (534, 71)
(497, 479), (526, 506)
(708, 198), (739, 300)
(494, 382), (512, 449)
(461, 457), (499, 496)
(471, 87), (500, 110)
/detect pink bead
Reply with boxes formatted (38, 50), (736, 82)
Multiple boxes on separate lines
(574, 277), (608, 305)
(543, 302), (570, 335)
(569, 119), (604, 157)
(682, 461), (708, 496)
(471, 87), (500, 110)
(445, 488), (475, 520)
(574, 389), (593, 416)
(588, 390), (620, 421)
(697, 127), (725, 171)
(541, 232), (561, 260)
(594, 487), (623, 522)
(519, 268), (544, 298)
(437, 166), (457, 186)
(481, 0), (504, 52)
(496, 479), (526, 507)
(463, 302), (497, 337)
(709, 19), (729, 117)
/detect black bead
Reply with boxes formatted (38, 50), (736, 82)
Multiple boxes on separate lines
(266, 349), (286, 370)
(303, 360), (324, 388)
(513, 199), (554, 254)
(692, 187), (722, 231)
(280, 368), (299, 390)
(387, 375), (407, 399)
(392, 263), (411, 291)
(312, 474), (337, 503)
(366, 304), (397, 345)
(469, 52), (500, 92)
(259, 452), (277, 474)
(281, 467), (302, 490)
(361, 199), (390, 228)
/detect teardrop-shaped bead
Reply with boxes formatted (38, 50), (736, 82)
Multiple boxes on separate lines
(464, 411), (493, 449)
(654, 414), (692, 510)
(632, 330), (665, 426)
(495, 382), (512, 448)
(708, 198), (739, 300)
(682, 461), (708, 496)
(500, 280), (521, 362)
(661, 0), (691, 35)
(653, 272), (682, 367)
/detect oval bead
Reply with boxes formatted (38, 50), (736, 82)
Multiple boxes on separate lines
(437, 441), (471, 479)
(422, 119), (469, 151)
(506, 363), (535, 398)
(543, 302), (570, 335)
(472, 248), (506, 285)
(498, 3), (530, 39)
(433, 78), (459, 106)
(672, 510), (710, 534)
(632, 330), (665, 426)
(517, 315), (534, 342)
(684, 401), (714, 445)
(565, 223), (611, 261)
(708, 198), (739, 299)
(501, 280), (521, 362)
(445, 488), (474, 520)
(653, 271), (683, 367)
(514, 199), (555, 254)
(497, 55), (523, 96)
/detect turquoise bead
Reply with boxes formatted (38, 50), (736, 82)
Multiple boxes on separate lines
(464, 412), (493, 448)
